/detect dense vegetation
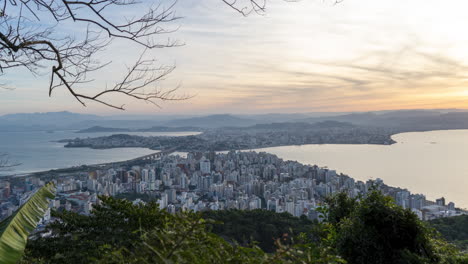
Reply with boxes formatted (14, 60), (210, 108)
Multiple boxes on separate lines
(20, 191), (468, 264)
(22, 197), (340, 264)
(430, 215), (468, 251)
(201, 209), (314, 252)
(324, 192), (459, 264)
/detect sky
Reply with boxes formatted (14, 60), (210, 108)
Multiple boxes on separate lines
(2, 0), (468, 115)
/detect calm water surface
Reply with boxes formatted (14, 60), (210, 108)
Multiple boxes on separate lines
(253, 130), (468, 209)
(0, 130), (199, 176)
(2, 129), (467, 208)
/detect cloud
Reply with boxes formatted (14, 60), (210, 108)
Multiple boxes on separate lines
(3, 0), (468, 114)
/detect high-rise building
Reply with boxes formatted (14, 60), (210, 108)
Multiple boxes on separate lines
(436, 197), (446, 206)
(200, 158), (211, 174)
(165, 188), (177, 204)
(396, 191), (410, 209)
(448, 202), (455, 210)
(141, 169), (149, 182)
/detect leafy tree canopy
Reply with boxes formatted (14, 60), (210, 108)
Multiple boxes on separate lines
(22, 196), (342, 264)
(20, 191), (468, 264)
(430, 215), (468, 252)
(202, 209), (314, 252)
(325, 190), (468, 264)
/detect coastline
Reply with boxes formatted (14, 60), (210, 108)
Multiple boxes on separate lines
(4, 129), (468, 209)
(4, 141), (468, 213)
(7, 128), (468, 179)
(0, 150), (162, 179)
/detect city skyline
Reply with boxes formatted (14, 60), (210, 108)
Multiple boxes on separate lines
(2, 150), (463, 222)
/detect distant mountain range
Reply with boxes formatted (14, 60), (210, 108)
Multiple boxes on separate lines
(1, 109), (468, 132)
(76, 126), (131, 133)
(0, 111), (102, 131)
(162, 114), (259, 128)
(299, 110), (468, 131)
(226, 120), (356, 131)
(77, 126), (203, 133)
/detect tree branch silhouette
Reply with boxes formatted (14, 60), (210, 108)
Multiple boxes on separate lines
(0, 153), (20, 170)
(0, 0), (298, 109)
(0, 0), (186, 110)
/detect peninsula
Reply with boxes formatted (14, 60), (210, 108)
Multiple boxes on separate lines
(62, 121), (397, 152)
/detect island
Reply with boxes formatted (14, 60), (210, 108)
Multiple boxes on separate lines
(62, 121), (397, 152)
(76, 126), (131, 133)
(76, 125), (204, 133)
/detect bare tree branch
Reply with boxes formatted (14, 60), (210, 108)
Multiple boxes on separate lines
(0, 153), (21, 170)
(0, 0), (298, 109)
(0, 0), (185, 110)
(222, 0), (300, 16)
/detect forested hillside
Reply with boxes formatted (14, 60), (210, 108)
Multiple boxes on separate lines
(201, 209), (314, 252)
(20, 191), (468, 264)
(430, 215), (468, 251)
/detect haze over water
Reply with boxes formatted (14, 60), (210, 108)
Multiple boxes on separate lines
(0, 130), (199, 176)
(2, 129), (467, 208)
(254, 130), (468, 209)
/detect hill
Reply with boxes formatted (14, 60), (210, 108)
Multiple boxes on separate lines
(76, 126), (131, 133)
(137, 126), (203, 132)
(162, 114), (258, 128)
(0, 111), (102, 131)
(430, 215), (468, 251)
(23, 192), (468, 263)
(233, 120), (355, 131)
(201, 209), (313, 253)
(300, 109), (468, 131)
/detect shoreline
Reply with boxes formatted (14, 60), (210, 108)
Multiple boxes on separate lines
(59, 128), (468, 153)
(2, 129), (465, 177)
(3, 142), (468, 212)
(4, 128), (468, 184)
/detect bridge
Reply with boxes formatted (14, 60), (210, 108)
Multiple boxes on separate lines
(93, 147), (179, 168)
(133, 147), (179, 161)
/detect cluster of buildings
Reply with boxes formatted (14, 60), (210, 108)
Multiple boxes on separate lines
(0, 151), (465, 223)
(65, 125), (397, 152)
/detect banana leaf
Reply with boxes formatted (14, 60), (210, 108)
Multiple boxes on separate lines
(0, 182), (56, 264)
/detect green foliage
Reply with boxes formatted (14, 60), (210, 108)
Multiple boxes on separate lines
(324, 192), (357, 225)
(0, 182), (55, 264)
(97, 212), (344, 264)
(24, 196), (168, 263)
(20, 192), (468, 264)
(430, 215), (468, 251)
(22, 196), (343, 264)
(96, 213), (271, 264)
(201, 209), (314, 252)
(325, 190), (468, 264)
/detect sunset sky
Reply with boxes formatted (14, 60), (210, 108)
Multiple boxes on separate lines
(2, 0), (468, 115)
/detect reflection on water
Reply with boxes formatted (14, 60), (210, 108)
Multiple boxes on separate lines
(253, 130), (468, 209)
(2, 129), (466, 208)
(0, 130), (199, 175)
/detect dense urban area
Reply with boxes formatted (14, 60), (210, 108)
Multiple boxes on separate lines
(62, 121), (398, 151)
(1, 150), (465, 226)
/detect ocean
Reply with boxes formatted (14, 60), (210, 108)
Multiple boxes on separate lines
(1, 129), (467, 208)
(252, 130), (468, 209)
(0, 130), (199, 176)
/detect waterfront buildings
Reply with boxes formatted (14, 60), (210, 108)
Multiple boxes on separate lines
(0, 151), (465, 223)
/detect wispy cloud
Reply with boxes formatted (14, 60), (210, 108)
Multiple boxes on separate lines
(3, 0), (468, 114)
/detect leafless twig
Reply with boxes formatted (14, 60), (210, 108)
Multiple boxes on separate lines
(0, 0), (185, 110)
(222, 0), (301, 16)
(0, 0), (301, 109)
(0, 153), (21, 170)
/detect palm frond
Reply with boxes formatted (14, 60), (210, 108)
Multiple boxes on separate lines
(0, 182), (56, 264)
